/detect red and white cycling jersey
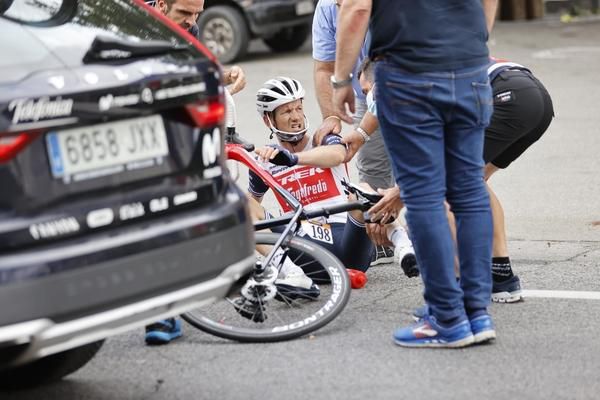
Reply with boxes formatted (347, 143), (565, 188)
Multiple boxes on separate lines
(248, 135), (349, 224)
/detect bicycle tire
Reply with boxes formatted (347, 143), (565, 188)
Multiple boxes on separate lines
(182, 232), (351, 342)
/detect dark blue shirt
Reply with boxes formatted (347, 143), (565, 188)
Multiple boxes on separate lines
(369, 0), (490, 72)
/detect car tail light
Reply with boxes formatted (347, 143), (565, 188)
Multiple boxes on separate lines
(0, 131), (41, 163)
(133, 0), (217, 63)
(185, 98), (225, 128)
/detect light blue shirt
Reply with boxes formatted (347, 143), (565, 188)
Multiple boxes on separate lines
(312, 0), (370, 101)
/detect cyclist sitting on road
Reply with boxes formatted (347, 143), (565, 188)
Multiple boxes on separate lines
(246, 76), (416, 297)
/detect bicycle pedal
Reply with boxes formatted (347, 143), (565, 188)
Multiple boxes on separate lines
(347, 269), (368, 289)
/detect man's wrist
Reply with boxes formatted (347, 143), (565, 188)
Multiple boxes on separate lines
(330, 73), (353, 89)
(324, 115), (342, 123)
(356, 126), (370, 143)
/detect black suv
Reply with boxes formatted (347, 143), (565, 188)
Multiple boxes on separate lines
(199, 0), (315, 63)
(0, 0), (253, 387)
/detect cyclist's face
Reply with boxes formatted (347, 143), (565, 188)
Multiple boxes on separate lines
(159, 0), (204, 31)
(273, 99), (305, 132)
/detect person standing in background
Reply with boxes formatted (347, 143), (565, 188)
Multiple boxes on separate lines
(333, 0), (499, 348)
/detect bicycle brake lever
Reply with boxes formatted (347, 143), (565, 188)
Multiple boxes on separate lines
(342, 180), (383, 205)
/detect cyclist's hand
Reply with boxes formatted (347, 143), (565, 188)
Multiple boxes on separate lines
(342, 130), (366, 162)
(368, 186), (402, 223)
(255, 145), (298, 167)
(224, 65), (246, 95)
(313, 116), (342, 146)
(332, 85), (355, 124)
(366, 223), (393, 247)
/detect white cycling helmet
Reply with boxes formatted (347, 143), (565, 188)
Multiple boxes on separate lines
(256, 76), (309, 143)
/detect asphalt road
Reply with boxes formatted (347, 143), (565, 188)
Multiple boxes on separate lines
(4, 16), (600, 400)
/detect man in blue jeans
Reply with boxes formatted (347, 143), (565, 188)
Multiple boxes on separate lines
(333, 0), (498, 348)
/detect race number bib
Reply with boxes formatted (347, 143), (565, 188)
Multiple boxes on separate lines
(301, 220), (333, 244)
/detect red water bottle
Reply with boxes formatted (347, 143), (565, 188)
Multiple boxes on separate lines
(347, 269), (368, 289)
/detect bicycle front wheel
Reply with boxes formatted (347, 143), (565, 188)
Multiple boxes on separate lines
(182, 232), (351, 342)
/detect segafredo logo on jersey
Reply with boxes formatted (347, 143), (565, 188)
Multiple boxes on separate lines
(8, 96), (74, 124)
(275, 166), (341, 212)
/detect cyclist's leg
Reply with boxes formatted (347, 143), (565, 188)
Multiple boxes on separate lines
(333, 216), (374, 273)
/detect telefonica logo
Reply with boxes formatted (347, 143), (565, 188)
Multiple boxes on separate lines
(8, 97), (74, 124)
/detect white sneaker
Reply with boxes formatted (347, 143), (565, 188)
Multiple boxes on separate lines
(276, 266), (313, 289)
(275, 266), (320, 300)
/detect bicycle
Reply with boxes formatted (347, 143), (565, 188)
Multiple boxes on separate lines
(181, 92), (383, 342)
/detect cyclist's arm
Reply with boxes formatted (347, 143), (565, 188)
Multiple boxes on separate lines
(249, 192), (264, 204)
(248, 169), (269, 204)
(296, 134), (346, 168)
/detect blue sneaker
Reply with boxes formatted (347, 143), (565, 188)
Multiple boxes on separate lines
(145, 318), (182, 345)
(470, 314), (496, 344)
(492, 275), (523, 303)
(393, 315), (474, 348)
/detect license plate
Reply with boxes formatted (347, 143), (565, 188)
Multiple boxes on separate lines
(46, 115), (169, 182)
(295, 0), (314, 15)
(301, 220), (333, 244)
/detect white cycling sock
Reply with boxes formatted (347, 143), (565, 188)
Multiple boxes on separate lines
(387, 225), (413, 250)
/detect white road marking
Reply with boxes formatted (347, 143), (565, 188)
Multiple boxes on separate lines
(523, 290), (600, 300)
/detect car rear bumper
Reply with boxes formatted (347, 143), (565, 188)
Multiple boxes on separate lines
(0, 254), (254, 366)
(0, 182), (255, 366)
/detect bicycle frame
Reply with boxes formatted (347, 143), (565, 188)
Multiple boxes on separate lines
(225, 143), (304, 272)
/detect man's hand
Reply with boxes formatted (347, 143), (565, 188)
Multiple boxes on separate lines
(368, 186), (402, 223)
(332, 85), (355, 124)
(255, 145), (298, 167)
(313, 116), (342, 146)
(342, 130), (366, 162)
(366, 223), (393, 247)
(224, 65), (246, 95)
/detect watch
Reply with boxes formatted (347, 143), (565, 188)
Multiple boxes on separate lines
(330, 73), (353, 89)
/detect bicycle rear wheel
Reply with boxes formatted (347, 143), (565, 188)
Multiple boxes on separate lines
(182, 232), (351, 342)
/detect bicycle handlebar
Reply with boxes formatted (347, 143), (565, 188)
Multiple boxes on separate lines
(254, 200), (369, 231)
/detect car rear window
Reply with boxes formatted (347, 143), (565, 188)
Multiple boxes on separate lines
(1, 0), (65, 23)
(0, 0), (204, 69)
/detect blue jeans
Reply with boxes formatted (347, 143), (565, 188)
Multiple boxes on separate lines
(374, 61), (494, 322)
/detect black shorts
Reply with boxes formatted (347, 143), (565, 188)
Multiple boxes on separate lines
(484, 69), (555, 169)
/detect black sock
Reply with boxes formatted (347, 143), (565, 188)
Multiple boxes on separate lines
(492, 257), (514, 283)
